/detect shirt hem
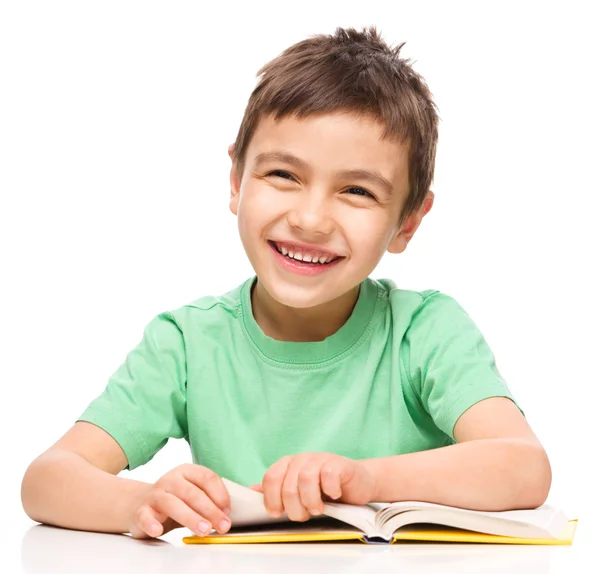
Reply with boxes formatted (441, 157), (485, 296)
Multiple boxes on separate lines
(76, 405), (150, 470)
(439, 389), (522, 441)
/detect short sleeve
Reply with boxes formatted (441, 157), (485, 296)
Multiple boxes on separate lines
(77, 312), (188, 470)
(403, 291), (521, 441)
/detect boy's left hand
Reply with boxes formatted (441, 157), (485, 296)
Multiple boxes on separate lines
(249, 453), (377, 521)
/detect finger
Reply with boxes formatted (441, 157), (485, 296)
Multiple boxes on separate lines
(182, 464), (231, 514)
(262, 456), (293, 518)
(281, 460), (311, 522)
(152, 490), (219, 537)
(297, 460), (326, 515)
(175, 479), (231, 534)
(135, 505), (165, 538)
(320, 460), (344, 500)
(248, 484), (263, 492)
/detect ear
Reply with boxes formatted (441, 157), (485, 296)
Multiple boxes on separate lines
(387, 190), (434, 254)
(229, 144), (241, 216)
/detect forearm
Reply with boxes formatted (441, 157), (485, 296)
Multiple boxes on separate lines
(21, 450), (152, 533)
(362, 438), (551, 511)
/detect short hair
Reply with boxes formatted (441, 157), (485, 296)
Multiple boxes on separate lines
(231, 26), (439, 222)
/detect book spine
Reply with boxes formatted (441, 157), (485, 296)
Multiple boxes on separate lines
(362, 535), (393, 545)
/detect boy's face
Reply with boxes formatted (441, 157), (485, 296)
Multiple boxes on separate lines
(229, 112), (432, 309)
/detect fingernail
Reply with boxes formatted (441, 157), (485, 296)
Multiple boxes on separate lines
(198, 520), (211, 534)
(310, 507), (322, 516)
(149, 523), (160, 535)
(269, 510), (282, 518)
(218, 519), (230, 532)
(223, 507), (231, 516)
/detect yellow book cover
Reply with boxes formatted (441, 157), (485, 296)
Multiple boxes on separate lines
(182, 479), (577, 546)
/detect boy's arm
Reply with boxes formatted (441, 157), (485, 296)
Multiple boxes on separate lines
(22, 421), (233, 537)
(360, 397), (552, 510)
(21, 421), (152, 533)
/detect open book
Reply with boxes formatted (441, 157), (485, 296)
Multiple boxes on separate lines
(182, 479), (577, 545)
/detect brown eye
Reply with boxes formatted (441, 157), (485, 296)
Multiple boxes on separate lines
(267, 170), (295, 181)
(346, 187), (375, 199)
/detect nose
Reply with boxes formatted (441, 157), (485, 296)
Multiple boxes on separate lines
(286, 189), (335, 236)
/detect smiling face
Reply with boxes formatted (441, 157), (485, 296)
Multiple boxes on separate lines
(229, 111), (431, 310)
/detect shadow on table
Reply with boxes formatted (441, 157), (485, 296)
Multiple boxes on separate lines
(21, 523), (556, 574)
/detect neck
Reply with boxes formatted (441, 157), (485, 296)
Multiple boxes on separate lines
(251, 280), (360, 342)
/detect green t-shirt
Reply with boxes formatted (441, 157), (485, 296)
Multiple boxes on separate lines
(78, 277), (517, 486)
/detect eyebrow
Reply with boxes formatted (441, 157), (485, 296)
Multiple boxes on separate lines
(253, 151), (394, 196)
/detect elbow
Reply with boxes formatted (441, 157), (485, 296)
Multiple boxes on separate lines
(21, 457), (46, 523)
(534, 446), (552, 506)
(21, 462), (38, 522)
(518, 442), (552, 509)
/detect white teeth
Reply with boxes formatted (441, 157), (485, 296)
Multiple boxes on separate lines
(275, 242), (337, 264)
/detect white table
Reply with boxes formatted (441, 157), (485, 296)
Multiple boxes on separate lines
(8, 518), (592, 574)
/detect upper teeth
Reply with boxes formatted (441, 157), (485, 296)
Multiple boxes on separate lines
(276, 243), (335, 264)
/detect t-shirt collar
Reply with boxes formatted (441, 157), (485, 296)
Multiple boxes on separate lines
(240, 276), (379, 365)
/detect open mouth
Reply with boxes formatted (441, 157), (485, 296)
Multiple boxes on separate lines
(268, 240), (343, 266)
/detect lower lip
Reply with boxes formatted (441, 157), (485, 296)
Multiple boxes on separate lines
(268, 241), (343, 276)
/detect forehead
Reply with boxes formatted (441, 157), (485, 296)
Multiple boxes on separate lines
(246, 112), (410, 184)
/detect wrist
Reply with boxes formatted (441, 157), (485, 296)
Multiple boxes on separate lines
(121, 479), (153, 533)
(359, 455), (417, 503)
(358, 458), (383, 502)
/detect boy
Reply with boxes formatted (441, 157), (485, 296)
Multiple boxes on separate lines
(21, 27), (551, 540)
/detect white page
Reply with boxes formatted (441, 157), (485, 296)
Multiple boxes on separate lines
(375, 502), (568, 539)
(224, 479), (291, 528)
(223, 479), (376, 534)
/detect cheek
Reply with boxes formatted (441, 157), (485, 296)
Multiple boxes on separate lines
(238, 185), (282, 234)
(345, 213), (394, 258)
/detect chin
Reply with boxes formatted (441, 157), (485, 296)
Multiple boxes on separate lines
(262, 278), (337, 310)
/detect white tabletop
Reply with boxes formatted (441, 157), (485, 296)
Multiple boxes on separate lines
(5, 516), (593, 574)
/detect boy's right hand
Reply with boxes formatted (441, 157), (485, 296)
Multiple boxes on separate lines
(127, 463), (232, 539)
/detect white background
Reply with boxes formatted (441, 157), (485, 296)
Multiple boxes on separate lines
(1, 0), (599, 571)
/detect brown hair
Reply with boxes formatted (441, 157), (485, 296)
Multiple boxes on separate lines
(231, 26), (439, 221)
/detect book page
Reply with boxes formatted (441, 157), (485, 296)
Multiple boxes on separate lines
(223, 480), (567, 540)
(223, 479), (378, 535)
(224, 479), (291, 528)
(375, 501), (449, 526)
(322, 501), (379, 537)
(376, 503), (568, 539)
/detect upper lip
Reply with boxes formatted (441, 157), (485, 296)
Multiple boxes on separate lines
(270, 240), (343, 259)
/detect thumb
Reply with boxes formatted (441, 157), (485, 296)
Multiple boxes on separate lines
(131, 505), (164, 539)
